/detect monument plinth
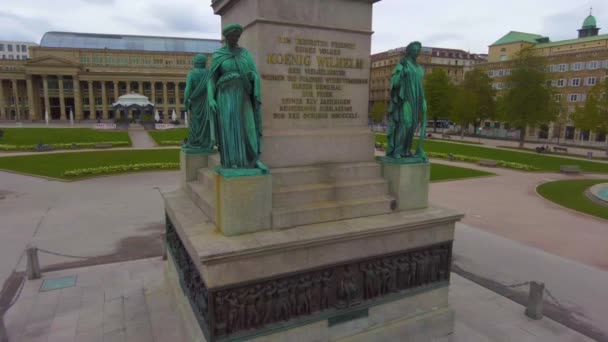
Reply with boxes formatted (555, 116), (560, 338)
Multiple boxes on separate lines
(165, 0), (462, 340)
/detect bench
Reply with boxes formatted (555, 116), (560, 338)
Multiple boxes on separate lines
(560, 165), (581, 174)
(442, 134), (452, 139)
(94, 143), (113, 149)
(553, 146), (568, 153)
(478, 160), (498, 167)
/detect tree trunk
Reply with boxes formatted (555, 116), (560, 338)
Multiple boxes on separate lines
(519, 127), (526, 148)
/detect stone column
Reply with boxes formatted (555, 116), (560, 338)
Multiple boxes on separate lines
(126, 81), (131, 94)
(11, 79), (21, 121)
(113, 81), (119, 118)
(0, 80), (6, 120)
(162, 81), (169, 116)
(101, 81), (108, 119)
(42, 75), (51, 120)
(26, 75), (36, 121)
(58, 76), (66, 121)
(138, 81), (143, 94)
(175, 82), (182, 116)
(88, 81), (95, 119)
(73, 76), (83, 120)
(151, 81), (156, 108)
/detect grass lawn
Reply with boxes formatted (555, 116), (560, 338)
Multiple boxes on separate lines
(376, 134), (608, 173)
(148, 128), (187, 146)
(430, 163), (494, 182)
(0, 149), (179, 179)
(0, 128), (131, 148)
(537, 179), (608, 220)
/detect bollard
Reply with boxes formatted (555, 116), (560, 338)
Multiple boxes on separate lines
(162, 234), (168, 261)
(525, 281), (544, 320)
(26, 246), (41, 280)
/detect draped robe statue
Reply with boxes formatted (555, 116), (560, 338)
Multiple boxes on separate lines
(208, 24), (267, 172)
(386, 41), (428, 162)
(183, 54), (215, 151)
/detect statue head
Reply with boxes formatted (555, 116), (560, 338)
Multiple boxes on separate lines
(405, 41), (422, 58)
(192, 54), (207, 69)
(223, 23), (244, 48)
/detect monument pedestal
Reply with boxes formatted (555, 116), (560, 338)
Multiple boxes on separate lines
(165, 0), (463, 340)
(165, 188), (461, 341)
(181, 149), (216, 187)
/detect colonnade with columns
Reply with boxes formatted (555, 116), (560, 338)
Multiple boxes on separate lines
(0, 75), (186, 121)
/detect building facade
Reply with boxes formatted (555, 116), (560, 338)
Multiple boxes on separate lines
(0, 32), (221, 122)
(370, 46), (485, 110)
(479, 14), (608, 144)
(0, 40), (37, 61)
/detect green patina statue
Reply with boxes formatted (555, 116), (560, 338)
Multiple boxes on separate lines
(208, 24), (268, 175)
(183, 54), (215, 152)
(384, 41), (428, 163)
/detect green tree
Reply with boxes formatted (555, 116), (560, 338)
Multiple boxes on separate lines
(369, 101), (388, 123)
(572, 79), (608, 149)
(499, 47), (557, 147)
(449, 69), (495, 139)
(424, 69), (454, 132)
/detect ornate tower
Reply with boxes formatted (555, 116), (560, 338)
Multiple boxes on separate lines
(578, 11), (600, 38)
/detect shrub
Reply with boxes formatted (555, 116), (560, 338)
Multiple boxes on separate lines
(63, 162), (179, 177)
(0, 141), (130, 151)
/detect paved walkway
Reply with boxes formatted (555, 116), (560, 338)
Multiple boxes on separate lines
(2, 258), (594, 342)
(127, 130), (157, 149)
(430, 158), (608, 271)
(454, 223), (608, 341)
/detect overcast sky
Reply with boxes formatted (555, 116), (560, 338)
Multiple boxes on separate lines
(1, 0), (606, 54)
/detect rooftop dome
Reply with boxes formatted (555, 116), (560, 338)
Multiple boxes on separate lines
(582, 14), (597, 29)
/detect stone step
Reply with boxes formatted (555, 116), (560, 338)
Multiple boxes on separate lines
(196, 168), (216, 193)
(272, 195), (395, 229)
(271, 162), (382, 188)
(273, 178), (389, 208)
(209, 154), (221, 169)
(186, 181), (216, 223)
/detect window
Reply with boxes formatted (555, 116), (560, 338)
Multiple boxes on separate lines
(557, 79), (566, 87)
(80, 56), (90, 64)
(21, 45), (26, 53)
(571, 62), (584, 71)
(130, 57), (139, 64)
(119, 57), (128, 65)
(504, 69), (511, 76)
(500, 55), (507, 61)
(568, 94), (580, 102)
(494, 122), (501, 129)
(554, 94), (562, 101)
(497, 69), (505, 77)
(106, 56), (115, 65)
(7, 44), (13, 52)
(93, 56), (103, 65)
(16, 55), (20, 60)
(16, 45), (20, 52)
(570, 78), (581, 86)
(558, 64), (568, 72)
(587, 61), (599, 69)
(504, 122), (511, 130)
(487, 71), (495, 77)
(484, 122), (491, 128)
(0, 44), (3, 51)
(586, 77), (597, 86)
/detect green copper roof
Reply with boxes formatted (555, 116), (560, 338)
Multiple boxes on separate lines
(582, 15), (597, 28)
(535, 33), (608, 48)
(491, 31), (544, 46)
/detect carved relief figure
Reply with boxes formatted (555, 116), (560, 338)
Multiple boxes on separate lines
(338, 265), (360, 308)
(275, 280), (291, 322)
(226, 292), (239, 334)
(361, 263), (379, 299)
(320, 271), (333, 310)
(263, 283), (276, 324)
(297, 276), (312, 315)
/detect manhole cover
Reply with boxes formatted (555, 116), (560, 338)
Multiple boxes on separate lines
(40, 275), (77, 292)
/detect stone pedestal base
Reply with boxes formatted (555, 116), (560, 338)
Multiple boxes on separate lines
(164, 189), (461, 341)
(180, 149), (215, 187)
(381, 162), (430, 211)
(216, 173), (272, 236)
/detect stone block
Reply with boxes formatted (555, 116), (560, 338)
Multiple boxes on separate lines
(216, 173), (272, 236)
(180, 150), (213, 187)
(525, 281), (544, 320)
(381, 162), (430, 211)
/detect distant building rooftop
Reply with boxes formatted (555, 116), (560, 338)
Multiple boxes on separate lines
(40, 31), (221, 54)
(535, 33), (608, 49)
(491, 31), (544, 46)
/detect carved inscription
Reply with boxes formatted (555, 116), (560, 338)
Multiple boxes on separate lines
(263, 37), (369, 121)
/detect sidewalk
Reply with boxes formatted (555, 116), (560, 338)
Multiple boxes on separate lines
(2, 258), (594, 342)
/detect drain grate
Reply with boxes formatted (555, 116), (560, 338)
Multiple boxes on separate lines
(40, 275), (77, 292)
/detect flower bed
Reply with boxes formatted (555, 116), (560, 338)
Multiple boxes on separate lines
(0, 141), (130, 151)
(63, 162), (179, 177)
